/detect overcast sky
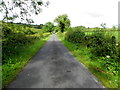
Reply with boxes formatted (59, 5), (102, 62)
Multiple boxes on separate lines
(31, 0), (119, 28)
(1, 0), (119, 28)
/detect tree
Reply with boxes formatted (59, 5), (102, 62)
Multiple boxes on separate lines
(112, 26), (117, 30)
(54, 26), (59, 33)
(100, 23), (106, 29)
(0, 0), (49, 23)
(42, 22), (54, 33)
(54, 14), (70, 33)
(74, 26), (86, 30)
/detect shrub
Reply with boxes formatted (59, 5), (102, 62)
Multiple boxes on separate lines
(24, 29), (36, 35)
(2, 25), (13, 39)
(2, 23), (42, 64)
(65, 28), (85, 43)
(86, 31), (117, 57)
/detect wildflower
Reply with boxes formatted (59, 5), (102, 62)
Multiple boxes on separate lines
(116, 44), (119, 46)
(106, 55), (110, 58)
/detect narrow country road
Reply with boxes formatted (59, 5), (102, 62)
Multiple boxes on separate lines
(8, 34), (104, 88)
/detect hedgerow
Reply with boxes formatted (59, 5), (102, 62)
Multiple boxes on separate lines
(64, 27), (119, 76)
(65, 28), (85, 43)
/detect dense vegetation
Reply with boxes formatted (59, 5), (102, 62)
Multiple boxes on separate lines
(54, 14), (71, 33)
(0, 0), (49, 23)
(1, 10), (119, 89)
(1, 21), (51, 88)
(57, 26), (119, 88)
(51, 14), (120, 88)
(42, 22), (55, 33)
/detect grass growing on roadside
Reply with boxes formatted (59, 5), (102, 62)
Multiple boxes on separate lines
(57, 33), (118, 88)
(2, 34), (51, 88)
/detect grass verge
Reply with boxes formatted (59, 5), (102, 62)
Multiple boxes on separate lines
(2, 34), (51, 88)
(57, 33), (118, 89)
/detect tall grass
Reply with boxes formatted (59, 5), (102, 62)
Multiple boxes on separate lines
(2, 35), (50, 88)
(57, 27), (119, 88)
(2, 22), (51, 88)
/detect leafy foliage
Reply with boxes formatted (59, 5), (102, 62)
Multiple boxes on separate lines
(54, 14), (70, 32)
(74, 26), (86, 30)
(65, 28), (85, 43)
(2, 22), (44, 64)
(100, 23), (106, 28)
(85, 31), (117, 57)
(42, 22), (54, 33)
(2, 22), (51, 88)
(23, 29), (36, 35)
(0, 0), (49, 23)
(57, 30), (119, 88)
(62, 27), (119, 78)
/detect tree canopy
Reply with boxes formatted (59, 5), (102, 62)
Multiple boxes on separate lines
(54, 14), (70, 32)
(42, 22), (54, 33)
(74, 26), (86, 30)
(0, 0), (49, 23)
(100, 23), (106, 29)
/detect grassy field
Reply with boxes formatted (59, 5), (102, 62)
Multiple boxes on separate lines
(57, 32), (119, 88)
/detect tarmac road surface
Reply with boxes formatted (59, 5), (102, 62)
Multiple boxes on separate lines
(8, 34), (105, 88)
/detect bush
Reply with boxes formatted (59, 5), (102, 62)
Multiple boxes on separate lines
(65, 28), (85, 43)
(2, 25), (13, 39)
(24, 29), (36, 35)
(86, 31), (117, 57)
(2, 23), (43, 64)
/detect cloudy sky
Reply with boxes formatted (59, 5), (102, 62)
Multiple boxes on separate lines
(31, 0), (119, 28)
(1, 0), (119, 28)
